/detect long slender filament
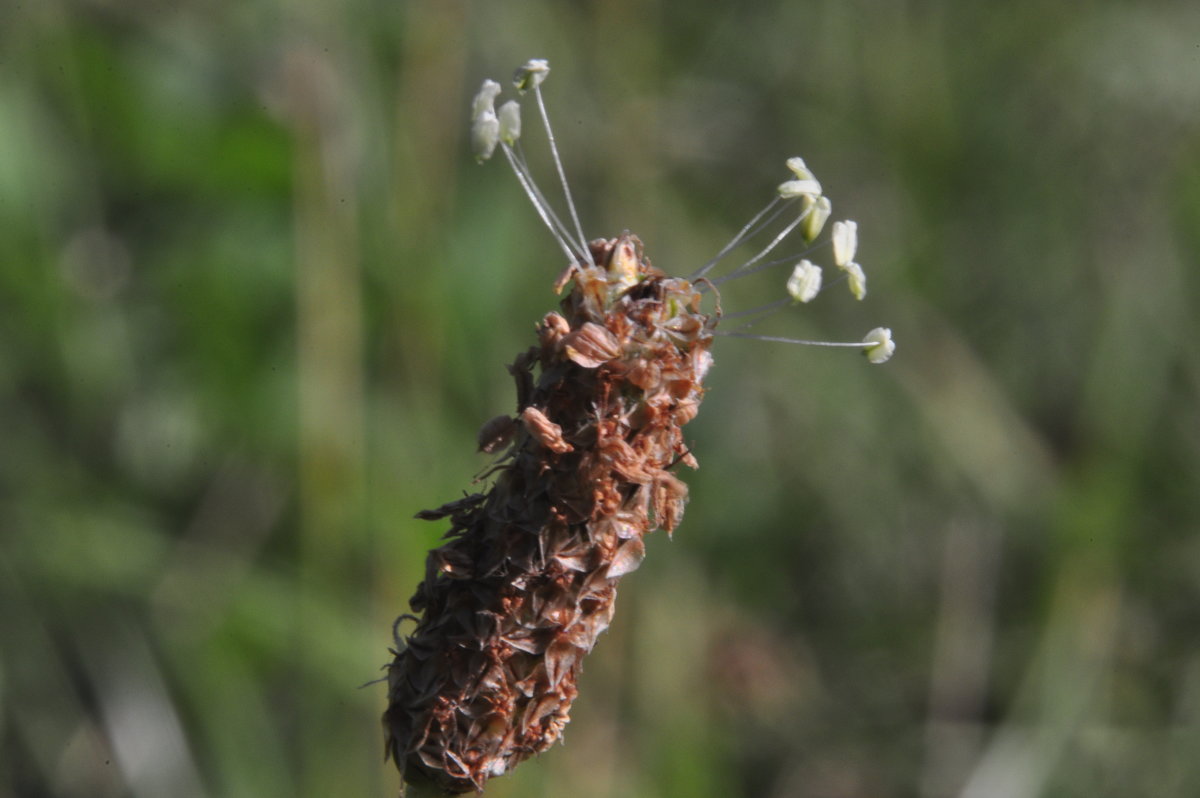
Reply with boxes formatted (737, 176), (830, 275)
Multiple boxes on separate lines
(501, 143), (581, 264)
(712, 203), (814, 285)
(691, 196), (784, 280)
(510, 143), (583, 258)
(533, 85), (594, 267)
(717, 332), (870, 347)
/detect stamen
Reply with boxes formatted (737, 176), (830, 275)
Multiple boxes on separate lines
(861, 327), (895, 363)
(470, 80), (503, 163)
(711, 203), (814, 285)
(831, 220), (858, 266)
(709, 241), (829, 285)
(842, 261), (867, 300)
(800, 195), (832, 242)
(786, 259), (823, 303)
(472, 66), (893, 365)
(530, 81), (594, 266)
(505, 141), (586, 261)
(691, 196), (783, 280)
(717, 332), (869, 346)
(498, 143), (581, 264)
(720, 297), (792, 321)
(724, 298), (794, 334)
(498, 101), (521, 145)
(718, 328), (896, 364)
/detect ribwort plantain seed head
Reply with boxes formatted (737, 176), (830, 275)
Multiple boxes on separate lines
(384, 58), (895, 795)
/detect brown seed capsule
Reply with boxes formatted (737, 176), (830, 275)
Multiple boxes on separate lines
(561, 321), (621, 368)
(537, 312), (571, 351)
(520, 406), (573, 454)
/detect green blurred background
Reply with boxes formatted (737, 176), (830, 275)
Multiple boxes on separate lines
(4, 1), (1200, 796)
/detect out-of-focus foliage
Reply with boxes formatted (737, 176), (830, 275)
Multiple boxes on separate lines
(2, 2), (1199, 797)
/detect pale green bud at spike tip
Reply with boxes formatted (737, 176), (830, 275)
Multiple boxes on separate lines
(801, 195), (832, 243)
(472, 80), (502, 122)
(513, 59), (550, 92)
(832, 220), (858, 266)
(606, 236), (641, 295)
(862, 327), (895, 364)
(786, 259), (822, 303)
(843, 262), (867, 300)
(498, 100), (522, 145)
(778, 178), (823, 199)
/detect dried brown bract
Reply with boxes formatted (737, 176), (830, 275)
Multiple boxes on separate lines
(476, 415), (517, 454)
(561, 321), (621, 368)
(383, 234), (715, 793)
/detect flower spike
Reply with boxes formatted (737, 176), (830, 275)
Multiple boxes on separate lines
(388, 61), (898, 794)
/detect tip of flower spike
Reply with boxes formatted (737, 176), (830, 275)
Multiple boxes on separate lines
(786, 259), (822, 303)
(862, 327), (895, 364)
(513, 59), (550, 92)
